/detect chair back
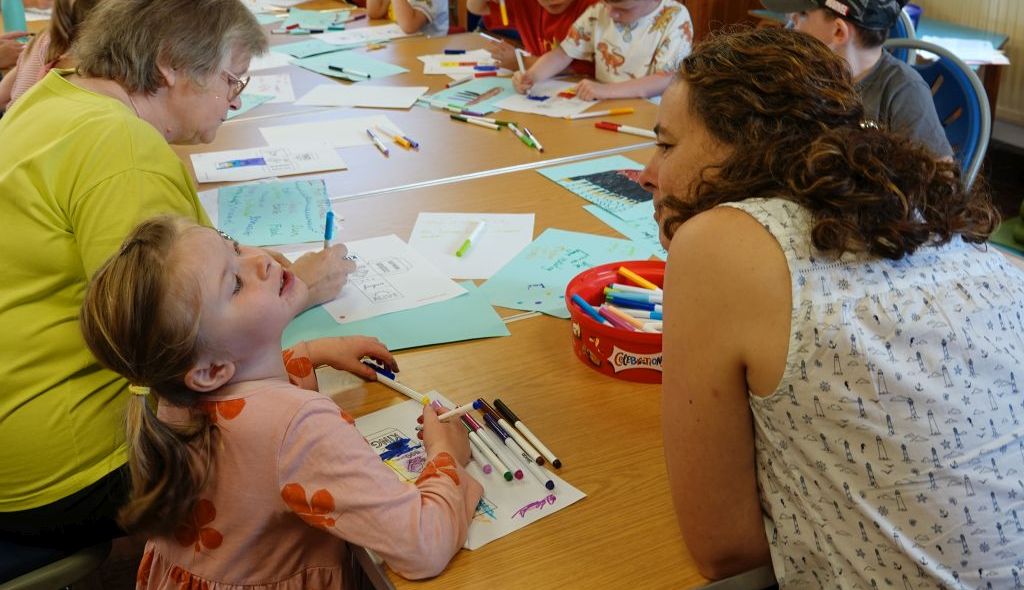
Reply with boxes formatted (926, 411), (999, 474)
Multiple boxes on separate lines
(883, 38), (991, 189)
(887, 8), (917, 63)
(0, 541), (110, 590)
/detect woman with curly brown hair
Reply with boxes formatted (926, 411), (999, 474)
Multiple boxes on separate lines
(644, 27), (1024, 587)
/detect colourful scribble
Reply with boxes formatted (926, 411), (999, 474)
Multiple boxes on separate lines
(474, 497), (497, 522)
(511, 494), (557, 519)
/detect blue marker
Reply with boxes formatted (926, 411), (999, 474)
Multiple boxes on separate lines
(571, 294), (612, 326)
(603, 287), (662, 305)
(323, 210), (335, 250)
(444, 48), (467, 54)
(604, 293), (663, 313)
(473, 64), (498, 71)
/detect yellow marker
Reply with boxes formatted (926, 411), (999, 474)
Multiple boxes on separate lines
(617, 266), (661, 292)
(499, 0), (508, 25)
(375, 126), (413, 150)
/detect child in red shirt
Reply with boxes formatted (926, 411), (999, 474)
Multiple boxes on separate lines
(468, 0), (597, 75)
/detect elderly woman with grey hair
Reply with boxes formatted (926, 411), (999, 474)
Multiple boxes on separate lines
(0, 0), (353, 552)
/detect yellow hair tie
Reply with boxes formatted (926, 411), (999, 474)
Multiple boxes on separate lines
(128, 385), (150, 396)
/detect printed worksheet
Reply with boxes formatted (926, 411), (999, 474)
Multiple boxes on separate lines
(496, 80), (594, 119)
(408, 213), (535, 279)
(355, 395), (586, 550)
(191, 144), (346, 183)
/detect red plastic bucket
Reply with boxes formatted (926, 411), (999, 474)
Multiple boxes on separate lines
(564, 260), (664, 383)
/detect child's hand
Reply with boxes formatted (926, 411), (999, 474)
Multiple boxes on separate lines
(309, 336), (398, 379)
(420, 404), (471, 466)
(575, 79), (609, 101)
(512, 70), (534, 94)
(487, 41), (517, 71)
(289, 244), (357, 308)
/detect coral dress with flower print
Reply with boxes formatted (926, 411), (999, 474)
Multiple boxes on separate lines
(138, 342), (483, 590)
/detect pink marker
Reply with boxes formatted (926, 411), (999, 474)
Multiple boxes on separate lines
(464, 414), (523, 480)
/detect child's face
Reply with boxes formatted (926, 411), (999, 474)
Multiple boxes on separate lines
(173, 227), (308, 363)
(602, 0), (659, 24)
(789, 9), (840, 49)
(536, 0), (576, 15)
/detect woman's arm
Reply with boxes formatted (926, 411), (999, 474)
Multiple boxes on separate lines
(662, 206), (790, 579)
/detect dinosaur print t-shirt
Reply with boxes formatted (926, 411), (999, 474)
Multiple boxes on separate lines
(560, 0), (692, 83)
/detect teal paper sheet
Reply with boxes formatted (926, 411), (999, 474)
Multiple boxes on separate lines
(283, 8), (350, 29)
(584, 203), (667, 260)
(424, 78), (517, 115)
(282, 282), (509, 350)
(226, 93), (274, 120)
(294, 51), (408, 81)
(273, 39), (349, 59)
(537, 155), (652, 219)
(218, 179), (331, 246)
(478, 228), (655, 318)
(254, 12), (285, 25)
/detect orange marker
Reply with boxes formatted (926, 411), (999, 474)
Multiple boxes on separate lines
(594, 121), (656, 139)
(567, 107), (635, 120)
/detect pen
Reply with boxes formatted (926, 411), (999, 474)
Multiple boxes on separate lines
(462, 115), (511, 126)
(617, 266), (662, 291)
(609, 283), (663, 296)
(483, 413), (554, 490)
(566, 107), (635, 120)
(476, 399), (543, 466)
(455, 221), (486, 257)
(450, 114), (501, 130)
(514, 48), (526, 73)
(604, 294), (662, 313)
(401, 134), (420, 149)
(474, 71), (497, 78)
(461, 416), (511, 480)
(594, 121), (657, 139)
(521, 126), (544, 152)
(494, 398), (561, 468)
(444, 48), (467, 55)
(603, 286), (663, 305)
(360, 361), (430, 405)
(365, 128), (389, 157)
(642, 322), (663, 333)
(464, 414), (521, 480)
(467, 433), (494, 475)
(446, 74), (474, 88)
(323, 210), (335, 250)
(478, 31), (503, 44)
(465, 86), (502, 106)
(437, 400), (484, 421)
(375, 126), (412, 150)
(598, 306), (638, 331)
(507, 123), (535, 150)
(571, 293), (612, 326)
(328, 65), (371, 79)
(602, 304), (646, 330)
(473, 65), (498, 71)
(498, 0), (509, 25)
(615, 307), (663, 321)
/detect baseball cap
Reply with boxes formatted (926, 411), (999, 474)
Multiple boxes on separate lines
(761, 0), (908, 31)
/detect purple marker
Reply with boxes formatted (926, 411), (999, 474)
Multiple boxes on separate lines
(483, 414), (554, 490)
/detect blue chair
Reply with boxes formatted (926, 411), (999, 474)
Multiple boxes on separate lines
(0, 540), (110, 589)
(883, 38), (991, 189)
(887, 8), (917, 63)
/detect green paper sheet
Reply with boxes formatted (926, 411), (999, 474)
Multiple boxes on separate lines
(273, 38), (349, 59)
(478, 228), (655, 318)
(282, 282), (509, 350)
(584, 203), (667, 260)
(226, 93), (274, 120)
(423, 78), (517, 116)
(283, 8), (350, 30)
(294, 51), (408, 81)
(218, 179), (330, 246)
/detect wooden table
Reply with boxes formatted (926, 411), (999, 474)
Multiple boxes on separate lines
(175, 32), (657, 199)
(317, 149), (708, 590)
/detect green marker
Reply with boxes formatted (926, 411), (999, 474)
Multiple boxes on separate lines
(455, 221), (486, 257)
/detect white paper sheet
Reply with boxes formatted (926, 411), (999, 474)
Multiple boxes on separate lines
(244, 74), (295, 103)
(190, 144), (346, 183)
(496, 80), (595, 119)
(417, 49), (496, 75)
(260, 115), (401, 148)
(294, 84), (428, 109)
(919, 36), (1010, 65)
(248, 52), (294, 72)
(355, 394), (586, 550)
(318, 24), (417, 46)
(409, 213), (535, 279)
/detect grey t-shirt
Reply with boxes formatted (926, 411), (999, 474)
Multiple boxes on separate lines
(856, 50), (954, 159)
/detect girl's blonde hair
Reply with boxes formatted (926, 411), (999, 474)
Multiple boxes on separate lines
(80, 216), (215, 535)
(45, 0), (100, 63)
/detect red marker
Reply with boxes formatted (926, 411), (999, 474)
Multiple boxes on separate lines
(594, 121), (656, 139)
(474, 71), (497, 78)
(284, 22), (299, 30)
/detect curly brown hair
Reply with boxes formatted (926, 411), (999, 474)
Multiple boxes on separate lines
(660, 27), (998, 260)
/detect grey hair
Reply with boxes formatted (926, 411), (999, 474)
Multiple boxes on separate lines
(74, 0), (267, 94)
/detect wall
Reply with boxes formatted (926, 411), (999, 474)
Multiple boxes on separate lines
(913, 0), (1024, 125)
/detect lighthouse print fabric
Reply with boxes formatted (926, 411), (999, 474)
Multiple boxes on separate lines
(559, 0), (692, 84)
(722, 198), (1024, 589)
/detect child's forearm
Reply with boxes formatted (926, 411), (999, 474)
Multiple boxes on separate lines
(606, 73), (673, 99)
(466, 0), (490, 16)
(527, 47), (573, 84)
(366, 0), (389, 20)
(390, 0), (429, 33)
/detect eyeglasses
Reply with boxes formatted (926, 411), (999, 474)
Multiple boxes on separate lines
(222, 70), (250, 101)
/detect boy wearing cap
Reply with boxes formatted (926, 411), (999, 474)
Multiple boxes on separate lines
(762, 0), (953, 159)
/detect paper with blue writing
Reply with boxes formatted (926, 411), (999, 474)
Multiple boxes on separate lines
(583, 203), (666, 260)
(479, 228), (655, 317)
(355, 395), (585, 550)
(217, 179), (331, 246)
(537, 155), (652, 219)
(282, 282), (509, 350)
(423, 77), (517, 115)
(294, 51), (408, 81)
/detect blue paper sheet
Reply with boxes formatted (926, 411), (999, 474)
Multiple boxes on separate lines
(226, 93), (274, 120)
(282, 282), (509, 350)
(584, 203), (667, 260)
(254, 12), (285, 25)
(537, 155), (652, 219)
(218, 179), (331, 246)
(423, 78), (517, 116)
(283, 8), (350, 30)
(273, 38), (349, 59)
(294, 51), (408, 81)
(478, 228), (655, 318)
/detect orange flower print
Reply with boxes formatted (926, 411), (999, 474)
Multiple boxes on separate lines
(415, 452), (460, 486)
(283, 348), (314, 384)
(169, 565), (211, 590)
(174, 499), (224, 553)
(340, 409), (355, 425)
(136, 547), (154, 589)
(281, 483), (336, 529)
(197, 399), (245, 424)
